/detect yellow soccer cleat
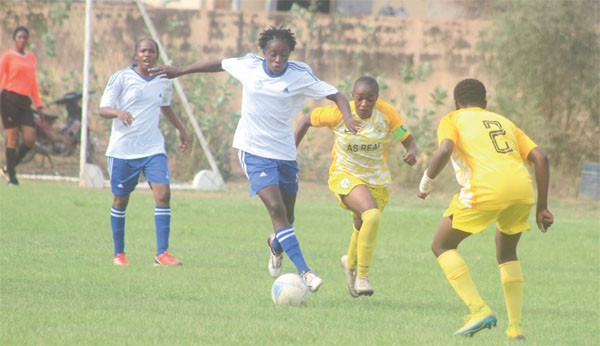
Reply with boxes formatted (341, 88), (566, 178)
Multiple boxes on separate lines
(506, 322), (526, 341)
(453, 305), (497, 337)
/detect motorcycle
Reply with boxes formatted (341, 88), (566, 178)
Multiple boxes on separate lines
(21, 91), (97, 167)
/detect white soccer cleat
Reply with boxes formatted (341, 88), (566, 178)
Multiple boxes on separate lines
(301, 271), (323, 292)
(267, 234), (283, 278)
(355, 276), (374, 296)
(341, 255), (359, 298)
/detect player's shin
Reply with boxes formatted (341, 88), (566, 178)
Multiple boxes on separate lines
(110, 206), (126, 255)
(500, 261), (523, 334)
(357, 209), (381, 277)
(275, 226), (310, 274)
(155, 206), (171, 255)
(346, 227), (359, 269)
(437, 249), (485, 311)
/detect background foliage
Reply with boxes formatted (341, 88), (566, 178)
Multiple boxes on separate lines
(1, 0), (598, 196)
(478, 0), (600, 173)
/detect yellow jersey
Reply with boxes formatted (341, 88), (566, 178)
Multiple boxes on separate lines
(310, 99), (410, 187)
(438, 107), (537, 209)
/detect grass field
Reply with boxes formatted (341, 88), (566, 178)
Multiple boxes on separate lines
(1, 180), (598, 345)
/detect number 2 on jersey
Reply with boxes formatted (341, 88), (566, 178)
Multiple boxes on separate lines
(483, 120), (513, 154)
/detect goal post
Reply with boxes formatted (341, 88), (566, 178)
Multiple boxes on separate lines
(135, 0), (225, 191)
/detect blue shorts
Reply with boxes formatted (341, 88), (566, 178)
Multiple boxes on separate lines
(107, 153), (170, 196)
(237, 150), (299, 196)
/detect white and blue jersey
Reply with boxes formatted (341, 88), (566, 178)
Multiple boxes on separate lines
(222, 54), (338, 161)
(100, 65), (173, 159)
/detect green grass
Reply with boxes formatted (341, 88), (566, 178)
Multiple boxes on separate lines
(1, 180), (599, 345)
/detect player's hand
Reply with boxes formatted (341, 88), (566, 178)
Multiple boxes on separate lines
(117, 111), (134, 126)
(416, 190), (430, 200)
(402, 150), (417, 166)
(37, 107), (46, 123)
(342, 116), (363, 134)
(536, 208), (554, 233)
(179, 134), (191, 152)
(149, 65), (179, 79)
(417, 170), (434, 200)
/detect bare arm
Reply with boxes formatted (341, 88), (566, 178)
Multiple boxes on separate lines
(99, 106), (133, 126)
(161, 106), (191, 152)
(400, 134), (418, 166)
(527, 147), (553, 232)
(295, 113), (313, 147)
(417, 139), (454, 199)
(150, 59), (224, 79)
(326, 91), (361, 134)
(425, 139), (453, 179)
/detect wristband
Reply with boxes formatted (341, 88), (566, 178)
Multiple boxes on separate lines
(418, 170), (435, 194)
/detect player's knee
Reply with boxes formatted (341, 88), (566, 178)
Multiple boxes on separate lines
(431, 241), (450, 258)
(155, 192), (171, 206)
(497, 253), (519, 264)
(266, 203), (288, 223)
(431, 242), (441, 257)
(113, 195), (129, 209)
(361, 208), (381, 227)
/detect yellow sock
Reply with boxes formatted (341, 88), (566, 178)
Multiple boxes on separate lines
(437, 249), (485, 311)
(500, 261), (523, 328)
(346, 227), (359, 268)
(357, 208), (381, 277)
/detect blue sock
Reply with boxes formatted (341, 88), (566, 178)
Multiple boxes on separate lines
(270, 223), (294, 253)
(110, 207), (126, 255)
(271, 234), (283, 253)
(275, 226), (310, 274)
(155, 206), (171, 256)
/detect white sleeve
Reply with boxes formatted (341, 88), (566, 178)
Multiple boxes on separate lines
(288, 61), (338, 99)
(303, 79), (338, 99)
(99, 71), (122, 108)
(222, 54), (255, 80)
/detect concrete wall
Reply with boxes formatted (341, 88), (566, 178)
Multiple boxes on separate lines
(0, 2), (489, 108)
(0, 1), (490, 180)
(142, 0), (491, 19)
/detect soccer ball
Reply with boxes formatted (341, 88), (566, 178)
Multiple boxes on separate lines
(271, 273), (309, 306)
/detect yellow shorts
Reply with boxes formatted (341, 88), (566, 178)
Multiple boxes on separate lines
(328, 173), (389, 211)
(443, 195), (533, 235)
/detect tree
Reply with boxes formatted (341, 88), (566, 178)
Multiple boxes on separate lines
(478, 0), (599, 171)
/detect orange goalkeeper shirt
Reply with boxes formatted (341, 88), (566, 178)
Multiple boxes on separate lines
(0, 49), (43, 108)
(438, 107), (537, 209)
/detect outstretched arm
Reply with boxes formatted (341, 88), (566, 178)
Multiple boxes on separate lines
(326, 92), (361, 134)
(417, 139), (454, 199)
(149, 59), (224, 79)
(527, 147), (553, 232)
(295, 113), (313, 147)
(161, 106), (191, 152)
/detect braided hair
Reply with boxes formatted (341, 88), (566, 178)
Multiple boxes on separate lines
(258, 26), (296, 52)
(453, 78), (486, 108)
